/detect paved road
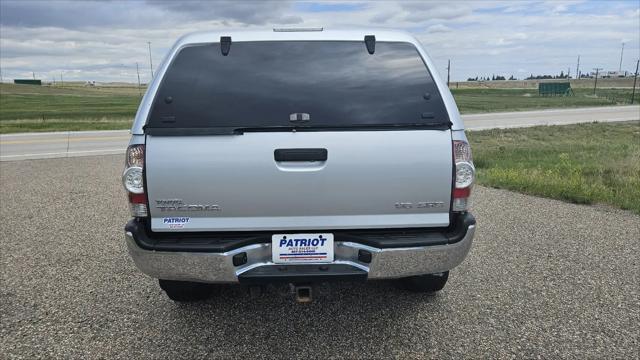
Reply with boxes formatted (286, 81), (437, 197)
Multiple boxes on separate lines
(463, 105), (639, 130)
(1, 105), (638, 161)
(0, 130), (129, 161)
(1, 155), (638, 358)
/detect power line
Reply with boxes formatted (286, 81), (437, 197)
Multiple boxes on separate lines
(136, 62), (142, 97)
(619, 42), (625, 73)
(631, 59), (639, 105)
(592, 68), (603, 95)
(446, 59), (451, 87)
(147, 41), (154, 79)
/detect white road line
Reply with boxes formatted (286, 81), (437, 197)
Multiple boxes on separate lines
(462, 105), (639, 118)
(0, 148), (125, 159)
(0, 129), (130, 138)
(466, 117), (638, 130)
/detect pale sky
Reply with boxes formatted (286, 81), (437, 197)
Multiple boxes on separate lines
(1, 0), (638, 83)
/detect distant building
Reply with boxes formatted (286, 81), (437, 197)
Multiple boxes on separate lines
(605, 71), (623, 77)
(590, 70), (631, 78)
(14, 79), (42, 85)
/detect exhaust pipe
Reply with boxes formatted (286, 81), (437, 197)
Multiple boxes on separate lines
(294, 284), (313, 303)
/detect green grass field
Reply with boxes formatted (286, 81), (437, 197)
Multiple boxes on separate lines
(0, 83), (638, 133)
(0, 84), (141, 133)
(468, 121), (640, 214)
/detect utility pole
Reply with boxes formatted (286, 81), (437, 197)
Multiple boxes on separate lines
(136, 62), (142, 97)
(631, 59), (639, 104)
(32, 72), (36, 80)
(446, 59), (450, 87)
(576, 55), (580, 80)
(592, 68), (603, 95)
(60, 72), (63, 88)
(147, 41), (154, 79)
(619, 42), (625, 73)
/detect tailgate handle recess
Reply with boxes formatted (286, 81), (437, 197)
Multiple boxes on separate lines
(274, 148), (327, 162)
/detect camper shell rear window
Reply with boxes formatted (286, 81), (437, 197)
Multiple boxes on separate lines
(146, 41), (449, 134)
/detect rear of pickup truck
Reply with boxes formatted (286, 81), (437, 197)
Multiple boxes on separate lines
(123, 30), (476, 301)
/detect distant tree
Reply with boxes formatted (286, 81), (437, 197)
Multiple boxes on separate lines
(508, 75), (516, 80)
(559, 70), (564, 78)
(467, 77), (477, 81)
(526, 74), (559, 80)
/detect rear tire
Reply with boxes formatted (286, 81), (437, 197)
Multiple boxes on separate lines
(401, 271), (449, 293)
(158, 279), (213, 302)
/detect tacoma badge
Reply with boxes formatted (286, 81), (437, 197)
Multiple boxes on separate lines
(155, 199), (221, 212)
(395, 201), (445, 209)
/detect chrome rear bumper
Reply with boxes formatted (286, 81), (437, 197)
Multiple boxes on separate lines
(125, 222), (475, 283)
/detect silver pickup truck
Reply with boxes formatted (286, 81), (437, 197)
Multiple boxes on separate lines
(123, 28), (476, 302)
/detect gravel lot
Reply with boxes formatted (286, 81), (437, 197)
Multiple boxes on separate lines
(1, 155), (639, 359)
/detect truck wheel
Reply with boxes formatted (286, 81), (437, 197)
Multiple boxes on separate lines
(158, 279), (212, 302)
(401, 271), (449, 293)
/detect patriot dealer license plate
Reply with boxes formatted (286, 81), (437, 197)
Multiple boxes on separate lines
(272, 233), (334, 264)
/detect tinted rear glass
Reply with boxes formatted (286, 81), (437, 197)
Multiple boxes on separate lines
(147, 41), (449, 132)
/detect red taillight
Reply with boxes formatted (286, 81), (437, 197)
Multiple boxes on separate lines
(128, 193), (147, 204)
(453, 187), (471, 198)
(123, 144), (147, 217)
(452, 140), (475, 212)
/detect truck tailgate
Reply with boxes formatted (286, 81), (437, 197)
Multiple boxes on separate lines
(145, 130), (452, 232)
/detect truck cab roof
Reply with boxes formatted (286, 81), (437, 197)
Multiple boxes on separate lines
(175, 28), (420, 44)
